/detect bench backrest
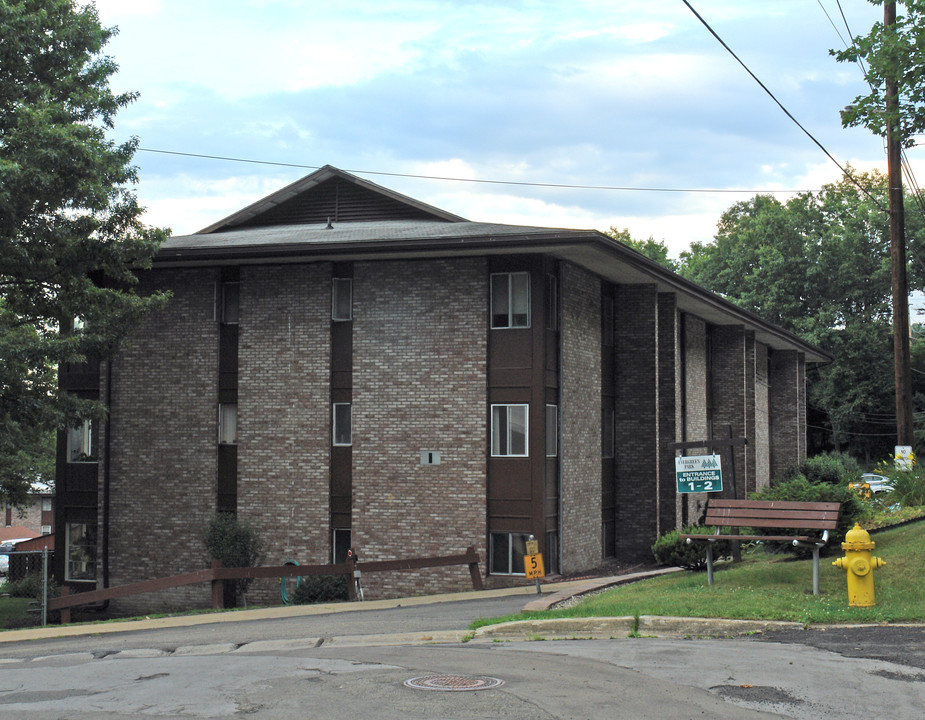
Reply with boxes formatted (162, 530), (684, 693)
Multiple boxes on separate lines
(704, 499), (841, 531)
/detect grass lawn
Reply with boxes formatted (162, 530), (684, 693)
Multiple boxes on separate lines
(474, 518), (925, 629)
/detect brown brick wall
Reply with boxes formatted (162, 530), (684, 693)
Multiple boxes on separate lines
(680, 315), (710, 524)
(351, 258), (487, 598)
(3, 496), (52, 534)
(107, 268), (218, 613)
(613, 284), (659, 561)
(770, 349), (806, 479)
(754, 342), (771, 491)
(559, 263), (601, 572)
(657, 293), (678, 535)
(711, 325), (749, 499)
(237, 263), (332, 604)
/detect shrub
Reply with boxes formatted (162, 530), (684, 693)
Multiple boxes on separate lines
(877, 464), (925, 507)
(5, 572), (56, 601)
(800, 453), (861, 485)
(203, 513), (261, 605)
(291, 575), (349, 604)
(750, 474), (867, 555)
(651, 526), (731, 571)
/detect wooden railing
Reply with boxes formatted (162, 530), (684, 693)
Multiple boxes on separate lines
(49, 546), (483, 623)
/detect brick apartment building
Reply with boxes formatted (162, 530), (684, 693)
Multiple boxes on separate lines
(54, 166), (828, 612)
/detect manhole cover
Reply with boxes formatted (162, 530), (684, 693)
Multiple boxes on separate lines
(404, 674), (504, 692)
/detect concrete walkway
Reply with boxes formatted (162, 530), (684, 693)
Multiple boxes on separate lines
(0, 565), (911, 647)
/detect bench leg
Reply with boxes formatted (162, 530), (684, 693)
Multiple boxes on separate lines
(812, 546), (820, 596)
(706, 542), (714, 586)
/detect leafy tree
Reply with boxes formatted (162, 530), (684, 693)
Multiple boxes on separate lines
(833, 0), (925, 148)
(605, 227), (678, 271)
(0, 1), (167, 507)
(677, 171), (925, 460)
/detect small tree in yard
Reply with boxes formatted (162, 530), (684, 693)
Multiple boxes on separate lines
(203, 513), (261, 607)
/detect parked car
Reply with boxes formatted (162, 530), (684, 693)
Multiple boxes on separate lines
(0, 543), (13, 574)
(849, 473), (895, 497)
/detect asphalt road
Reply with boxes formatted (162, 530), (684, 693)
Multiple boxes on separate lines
(1, 594), (924, 719)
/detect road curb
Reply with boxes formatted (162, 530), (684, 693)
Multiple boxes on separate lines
(473, 615), (806, 641)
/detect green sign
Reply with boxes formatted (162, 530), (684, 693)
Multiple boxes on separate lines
(675, 454), (723, 493)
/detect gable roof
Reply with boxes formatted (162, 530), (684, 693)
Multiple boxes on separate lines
(198, 165), (465, 233)
(158, 166), (831, 364)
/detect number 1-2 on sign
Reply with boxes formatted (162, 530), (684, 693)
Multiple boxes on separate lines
(524, 553), (545, 579)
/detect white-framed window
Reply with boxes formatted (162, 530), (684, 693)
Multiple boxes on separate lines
(65, 521), (98, 581)
(546, 404), (558, 457)
(332, 528), (351, 564)
(333, 403), (352, 446)
(218, 403), (238, 445)
(602, 407), (614, 459)
(66, 419), (98, 463)
(491, 404), (528, 457)
(490, 532), (529, 575)
(221, 281), (240, 324)
(42, 498), (52, 512)
(332, 278), (353, 321)
(490, 272), (530, 329)
(41, 525), (52, 535)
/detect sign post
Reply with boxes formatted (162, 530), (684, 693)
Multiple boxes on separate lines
(524, 536), (544, 594)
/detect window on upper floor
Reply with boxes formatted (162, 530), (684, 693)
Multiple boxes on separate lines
(218, 403), (238, 445)
(546, 404), (558, 457)
(67, 419), (98, 463)
(490, 272), (530, 329)
(491, 404), (528, 457)
(332, 278), (353, 321)
(333, 403), (352, 446)
(221, 281), (240, 324)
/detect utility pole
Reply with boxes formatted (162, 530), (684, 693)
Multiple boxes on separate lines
(885, 0), (914, 447)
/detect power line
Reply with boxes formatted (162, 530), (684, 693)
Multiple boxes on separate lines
(135, 147), (816, 195)
(682, 0), (889, 215)
(808, 423), (907, 437)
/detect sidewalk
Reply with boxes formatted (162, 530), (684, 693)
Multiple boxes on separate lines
(0, 572), (656, 644)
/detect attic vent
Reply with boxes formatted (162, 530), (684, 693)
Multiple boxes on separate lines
(234, 177), (439, 229)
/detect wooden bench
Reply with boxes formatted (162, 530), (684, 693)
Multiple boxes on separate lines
(680, 499), (842, 595)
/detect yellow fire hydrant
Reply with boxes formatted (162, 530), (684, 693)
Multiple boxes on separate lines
(832, 524), (885, 607)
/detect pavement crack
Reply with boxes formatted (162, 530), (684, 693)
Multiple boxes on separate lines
(135, 673), (169, 682)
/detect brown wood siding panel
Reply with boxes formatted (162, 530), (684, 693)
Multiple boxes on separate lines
(486, 459), (533, 499)
(488, 329), (532, 371)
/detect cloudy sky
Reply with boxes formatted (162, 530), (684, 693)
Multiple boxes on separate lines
(93, 0), (897, 256)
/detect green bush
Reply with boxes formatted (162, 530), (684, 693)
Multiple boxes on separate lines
(4, 572), (56, 601)
(651, 526), (731, 571)
(750, 474), (867, 555)
(877, 464), (925, 506)
(203, 513), (261, 605)
(800, 453), (861, 485)
(291, 574), (349, 604)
